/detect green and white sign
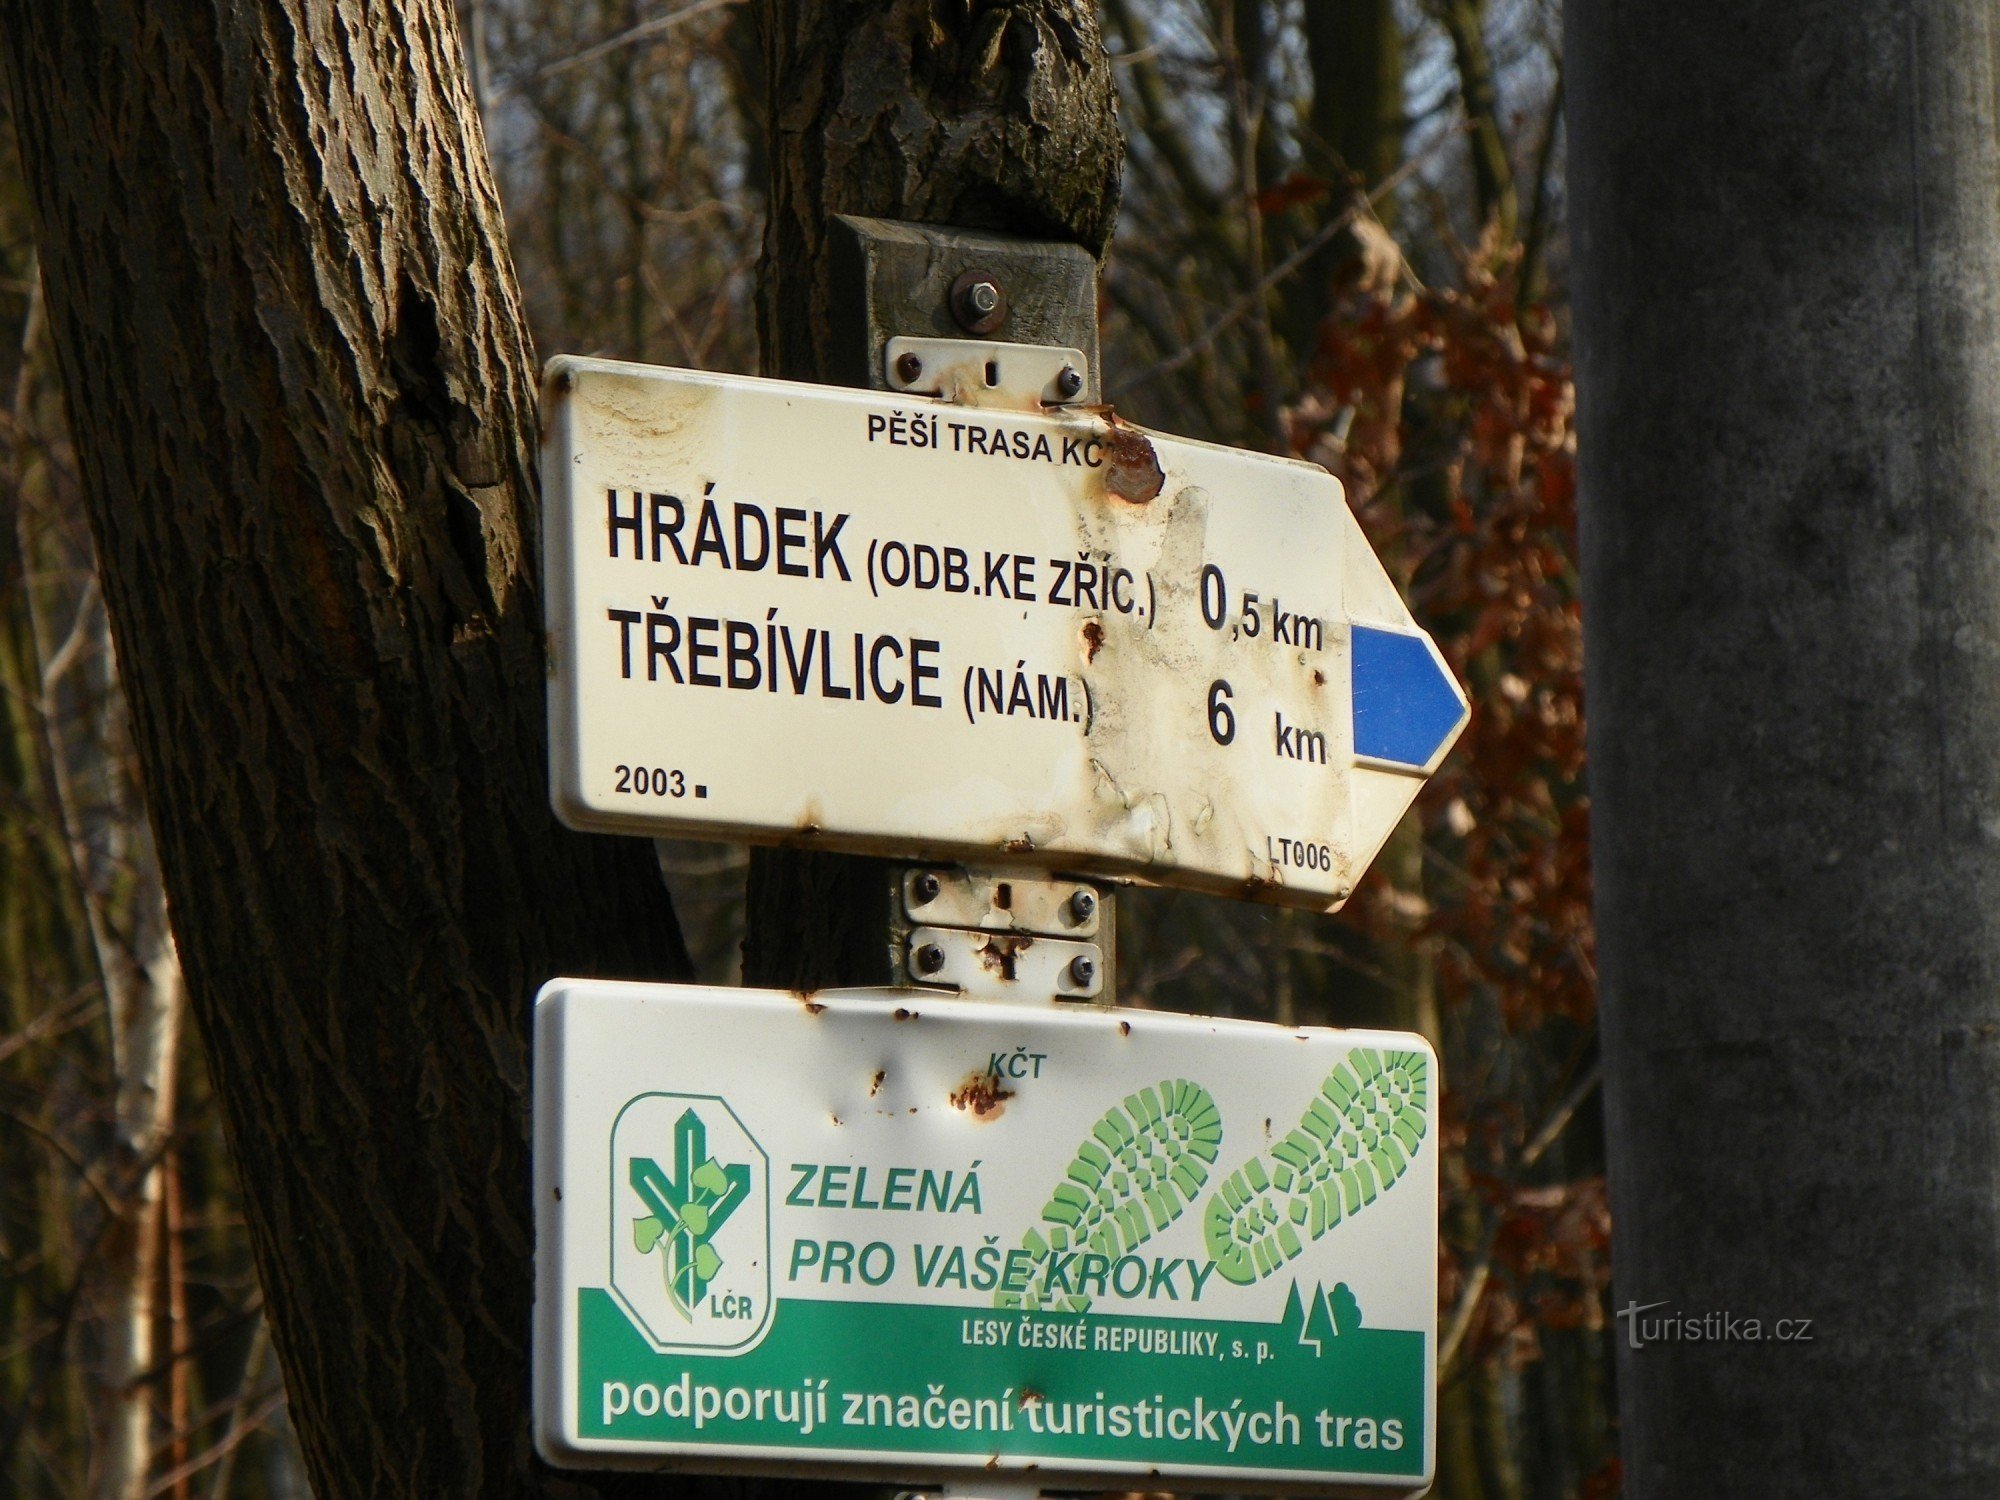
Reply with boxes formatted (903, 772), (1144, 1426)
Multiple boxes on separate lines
(534, 980), (1438, 1494)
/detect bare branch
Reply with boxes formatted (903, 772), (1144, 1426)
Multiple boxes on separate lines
(516, 0), (741, 88)
(1438, 1062), (1604, 1374)
(1518, 62), (1565, 305)
(1112, 138), (1453, 400)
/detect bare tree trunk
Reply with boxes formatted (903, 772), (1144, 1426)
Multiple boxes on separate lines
(0, 238), (102, 1500)
(11, 268), (188, 1500)
(1435, 0), (1515, 242)
(0, 1), (692, 1494)
(745, 0), (1122, 989)
(1306, 0), (1404, 189)
(1277, 1), (1403, 418)
(35, 676), (177, 1500)
(1573, 2), (2000, 1494)
(97, 949), (180, 1500)
(1222, 0), (1287, 450)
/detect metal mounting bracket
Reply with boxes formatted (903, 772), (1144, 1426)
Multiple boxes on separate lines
(885, 336), (1090, 411)
(890, 866), (1113, 1003)
(825, 214), (1116, 1005)
(826, 214), (1102, 402)
(905, 924), (1103, 1001)
(900, 866), (1101, 937)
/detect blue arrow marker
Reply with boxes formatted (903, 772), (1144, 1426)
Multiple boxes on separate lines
(1351, 625), (1468, 768)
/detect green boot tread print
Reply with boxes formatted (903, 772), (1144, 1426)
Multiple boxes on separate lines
(996, 1078), (1223, 1313)
(1205, 1046), (1428, 1285)
(996, 1049), (1428, 1312)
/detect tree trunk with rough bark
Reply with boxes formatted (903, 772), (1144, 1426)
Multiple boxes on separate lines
(744, 0), (1123, 991)
(0, 2), (692, 1494)
(1573, 2), (2000, 1495)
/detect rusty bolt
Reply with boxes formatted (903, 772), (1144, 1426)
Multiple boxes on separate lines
(1067, 955), (1096, 988)
(916, 943), (947, 976)
(949, 270), (1008, 335)
(1067, 889), (1096, 924)
(895, 351), (924, 384)
(912, 871), (942, 904)
(1055, 366), (1083, 400)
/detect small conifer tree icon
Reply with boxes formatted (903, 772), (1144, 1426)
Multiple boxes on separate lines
(628, 1109), (751, 1318)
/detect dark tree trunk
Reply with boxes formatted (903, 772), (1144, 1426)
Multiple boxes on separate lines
(1435, 0), (1514, 242)
(755, 0), (1121, 382)
(744, 0), (1122, 991)
(0, 2), (692, 1495)
(1572, 3), (2000, 1495)
(1276, 0), (1401, 392)
(1304, 0), (1402, 190)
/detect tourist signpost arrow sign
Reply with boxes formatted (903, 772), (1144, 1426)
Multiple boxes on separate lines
(535, 981), (1439, 1494)
(540, 357), (1467, 912)
(534, 339), (1467, 1497)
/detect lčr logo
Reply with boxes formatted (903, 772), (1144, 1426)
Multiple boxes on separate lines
(630, 1109), (751, 1318)
(609, 1094), (771, 1352)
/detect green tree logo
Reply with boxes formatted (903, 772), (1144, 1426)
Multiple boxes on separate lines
(1280, 1279), (1366, 1357)
(628, 1108), (751, 1319)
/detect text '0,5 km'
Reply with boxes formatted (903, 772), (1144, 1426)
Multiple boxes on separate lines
(540, 357), (1468, 911)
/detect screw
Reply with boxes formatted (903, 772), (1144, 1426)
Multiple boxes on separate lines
(895, 351), (923, 383)
(916, 943), (947, 975)
(1067, 889), (1096, 924)
(912, 871), (941, 904)
(949, 270), (1008, 334)
(1055, 366), (1083, 400)
(1067, 955), (1097, 989)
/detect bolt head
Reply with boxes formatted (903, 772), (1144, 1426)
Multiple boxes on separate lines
(1056, 366), (1084, 399)
(1067, 955), (1096, 988)
(895, 351), (923, 383)
(913, 871), (942, 903)
(948, 269), (1008, 334)
(916, 943), (946, 975)
(1068, 889), (1096, 923)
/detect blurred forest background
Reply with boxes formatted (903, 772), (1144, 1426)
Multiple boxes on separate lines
(0, 0), (1596, 1496)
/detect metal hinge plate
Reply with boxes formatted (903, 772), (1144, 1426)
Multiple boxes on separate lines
(904, 926), (1103, 1001)
(900, 867), (1101, 938)
(885, 337), (1089, 411)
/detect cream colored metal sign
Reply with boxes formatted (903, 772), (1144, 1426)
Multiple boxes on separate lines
(541, 357), (1466, 910)
(533, 979), (1438, 1493)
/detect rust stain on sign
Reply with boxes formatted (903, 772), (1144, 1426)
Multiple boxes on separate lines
(1080, 618), (1106, 662)
(975, 933), (1034, 981)
(948, 1069), (1015, 1118)
(1102, 419), (1165, 503)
